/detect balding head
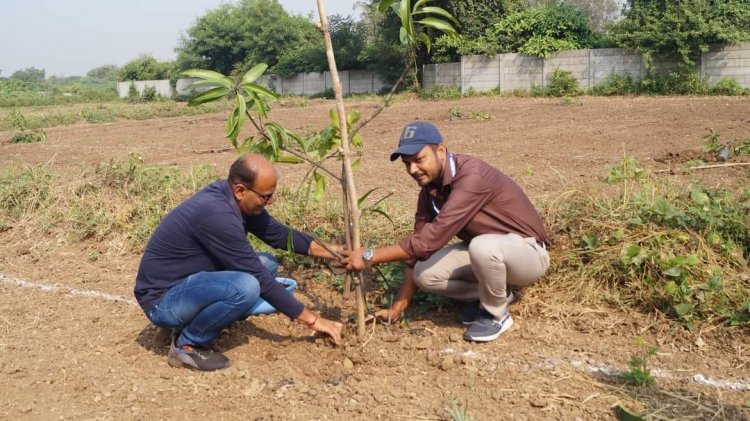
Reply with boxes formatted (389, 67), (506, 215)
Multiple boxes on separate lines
(229, 153), (278, 215)
(228, 153), (277, 188)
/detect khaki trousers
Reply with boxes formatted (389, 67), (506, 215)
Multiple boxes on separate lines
(413, 233), (550, 319)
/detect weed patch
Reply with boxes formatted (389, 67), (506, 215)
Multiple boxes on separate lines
(548, 158), (750, 329)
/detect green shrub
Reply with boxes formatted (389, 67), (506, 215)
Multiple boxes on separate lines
(639, 70), (708, 95)
(81, 106), (117, 123)
(10, 130), (46, 144)
(591, 74), (635, 95)
(141, 86), (158, 101)
(553, 160), (750, 329)
(0, 165), (52, 218)
(419, 85), (462, 100)
(309, 88), (334, 99)
(711, 78), (746, 96)
(547, 69), (580, 97)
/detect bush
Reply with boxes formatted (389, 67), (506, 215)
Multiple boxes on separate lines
(141, 86), (158, 102)
(547, 69), (580, 97)
(551, 158), (750, 329)
(710, 78), (746, 96)
(639, 70), (708, 95)
(419, 85), (462, 100)
(10, 130), (46, 144)
(591, 74), (635, 96)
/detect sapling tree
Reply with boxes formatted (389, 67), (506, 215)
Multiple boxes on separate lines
(183, 0), (457, 337)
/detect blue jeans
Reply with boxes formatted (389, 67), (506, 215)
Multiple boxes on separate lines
(146, 253), (278, 348)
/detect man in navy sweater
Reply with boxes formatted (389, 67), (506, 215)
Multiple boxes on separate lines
(135, 153), (344, 371)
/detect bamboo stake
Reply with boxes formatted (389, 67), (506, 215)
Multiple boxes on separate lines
(316, 0), (367, 338)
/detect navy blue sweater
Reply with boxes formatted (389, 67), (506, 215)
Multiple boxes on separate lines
(134, 180), (312, 318)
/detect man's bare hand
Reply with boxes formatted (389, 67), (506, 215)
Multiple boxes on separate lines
(340, 248), (367, 271)
(373, 308), (401, 324)
(311, 317), (345, 346)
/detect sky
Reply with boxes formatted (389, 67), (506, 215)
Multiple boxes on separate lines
(0, 0), (361, 78)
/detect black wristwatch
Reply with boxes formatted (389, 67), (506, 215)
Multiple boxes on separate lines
(362, 248), (374, 266)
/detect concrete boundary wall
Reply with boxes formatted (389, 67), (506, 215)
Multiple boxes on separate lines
(118, 70), (387, 99)
(423, 42), (750, 92)
(116, 80), (173, 98)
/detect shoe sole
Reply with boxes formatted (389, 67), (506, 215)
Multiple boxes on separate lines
(461, 291), (516, 325)
(463, 315), (514, 342)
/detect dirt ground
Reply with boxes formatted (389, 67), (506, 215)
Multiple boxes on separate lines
(1, 96), (749, 420)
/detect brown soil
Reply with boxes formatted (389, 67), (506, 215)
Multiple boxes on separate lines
(1, 96), (749, 420)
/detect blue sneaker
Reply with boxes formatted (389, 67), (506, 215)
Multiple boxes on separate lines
(458, 290), (515, 325)
(463, 308), (514, 342)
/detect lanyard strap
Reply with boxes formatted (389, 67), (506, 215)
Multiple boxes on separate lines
(431, 153), (455, 215)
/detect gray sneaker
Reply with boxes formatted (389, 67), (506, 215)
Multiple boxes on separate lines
(167, 340), (229, 371)
(463, 308), (514, 342)
(458, 290), (515, 325)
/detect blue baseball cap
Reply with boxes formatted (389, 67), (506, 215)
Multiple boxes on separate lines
(389, 121), (443, 161)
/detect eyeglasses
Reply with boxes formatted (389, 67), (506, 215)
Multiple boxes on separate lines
(244, 184), (274, 204)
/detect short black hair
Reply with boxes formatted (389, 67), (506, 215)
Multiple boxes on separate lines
(228, 156), (257, 188)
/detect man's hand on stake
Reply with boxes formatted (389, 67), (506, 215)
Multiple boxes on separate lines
(341, 247), (367, 271)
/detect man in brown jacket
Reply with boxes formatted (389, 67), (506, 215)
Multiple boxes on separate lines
(342, 121), (550, 342)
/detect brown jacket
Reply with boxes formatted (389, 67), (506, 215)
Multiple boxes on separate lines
(399, 154), (548, 261)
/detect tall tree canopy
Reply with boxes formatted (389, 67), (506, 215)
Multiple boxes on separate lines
(609, 0), (750, 66)
(176, 0), (318, 75)
(10, 67), (46, 84)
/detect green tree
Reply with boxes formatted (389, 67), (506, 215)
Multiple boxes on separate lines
(487, 4), (597, 58)
(86, 65), (120, 81)
(273, 15), (367, 77)
(528, 0), (621, 33)
(376, 0), (459, 90)
(610, 0), (750, 67)
(119, 55), (176, 81)
(10, 67), (46, 83)
(176, 0), (318, 76)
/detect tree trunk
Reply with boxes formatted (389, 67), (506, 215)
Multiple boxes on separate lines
(316, 0), (367, 338)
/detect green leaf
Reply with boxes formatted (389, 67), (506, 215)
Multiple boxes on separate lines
(329, 108), (340, 127)
(313, 171), (327, 201)
(277, 154), (305, 164)
(242, 63), (268, 84)
(664, 267), (683, 278)
(243, 82), (278, 100)
(181, 69), (233, 88)
(358, 188), (379, 206)
(418, 17), (458, 35)
(185, 79), (227, 91)
(352, 158), (362, 170)
(399, 26), (410, 45)
(266, 126), (280, 158)
(620, 244), (642, 266)
(187, 87), (230, 107)
(346, 110), (362, 125)
(690, 190), (710, 205)
(377, 0), (400, 13)
(370, 208), (394, 224)
(417, 32), (431, 52)
(614, 405), (645, 421)
(674, 303), (694, 317)
(398, 0), (410, 30)
(413, 6), (459, 27)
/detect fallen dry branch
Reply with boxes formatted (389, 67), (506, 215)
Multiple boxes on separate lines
(654, 162), (750, 174)
(192, 147), (233, 154)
